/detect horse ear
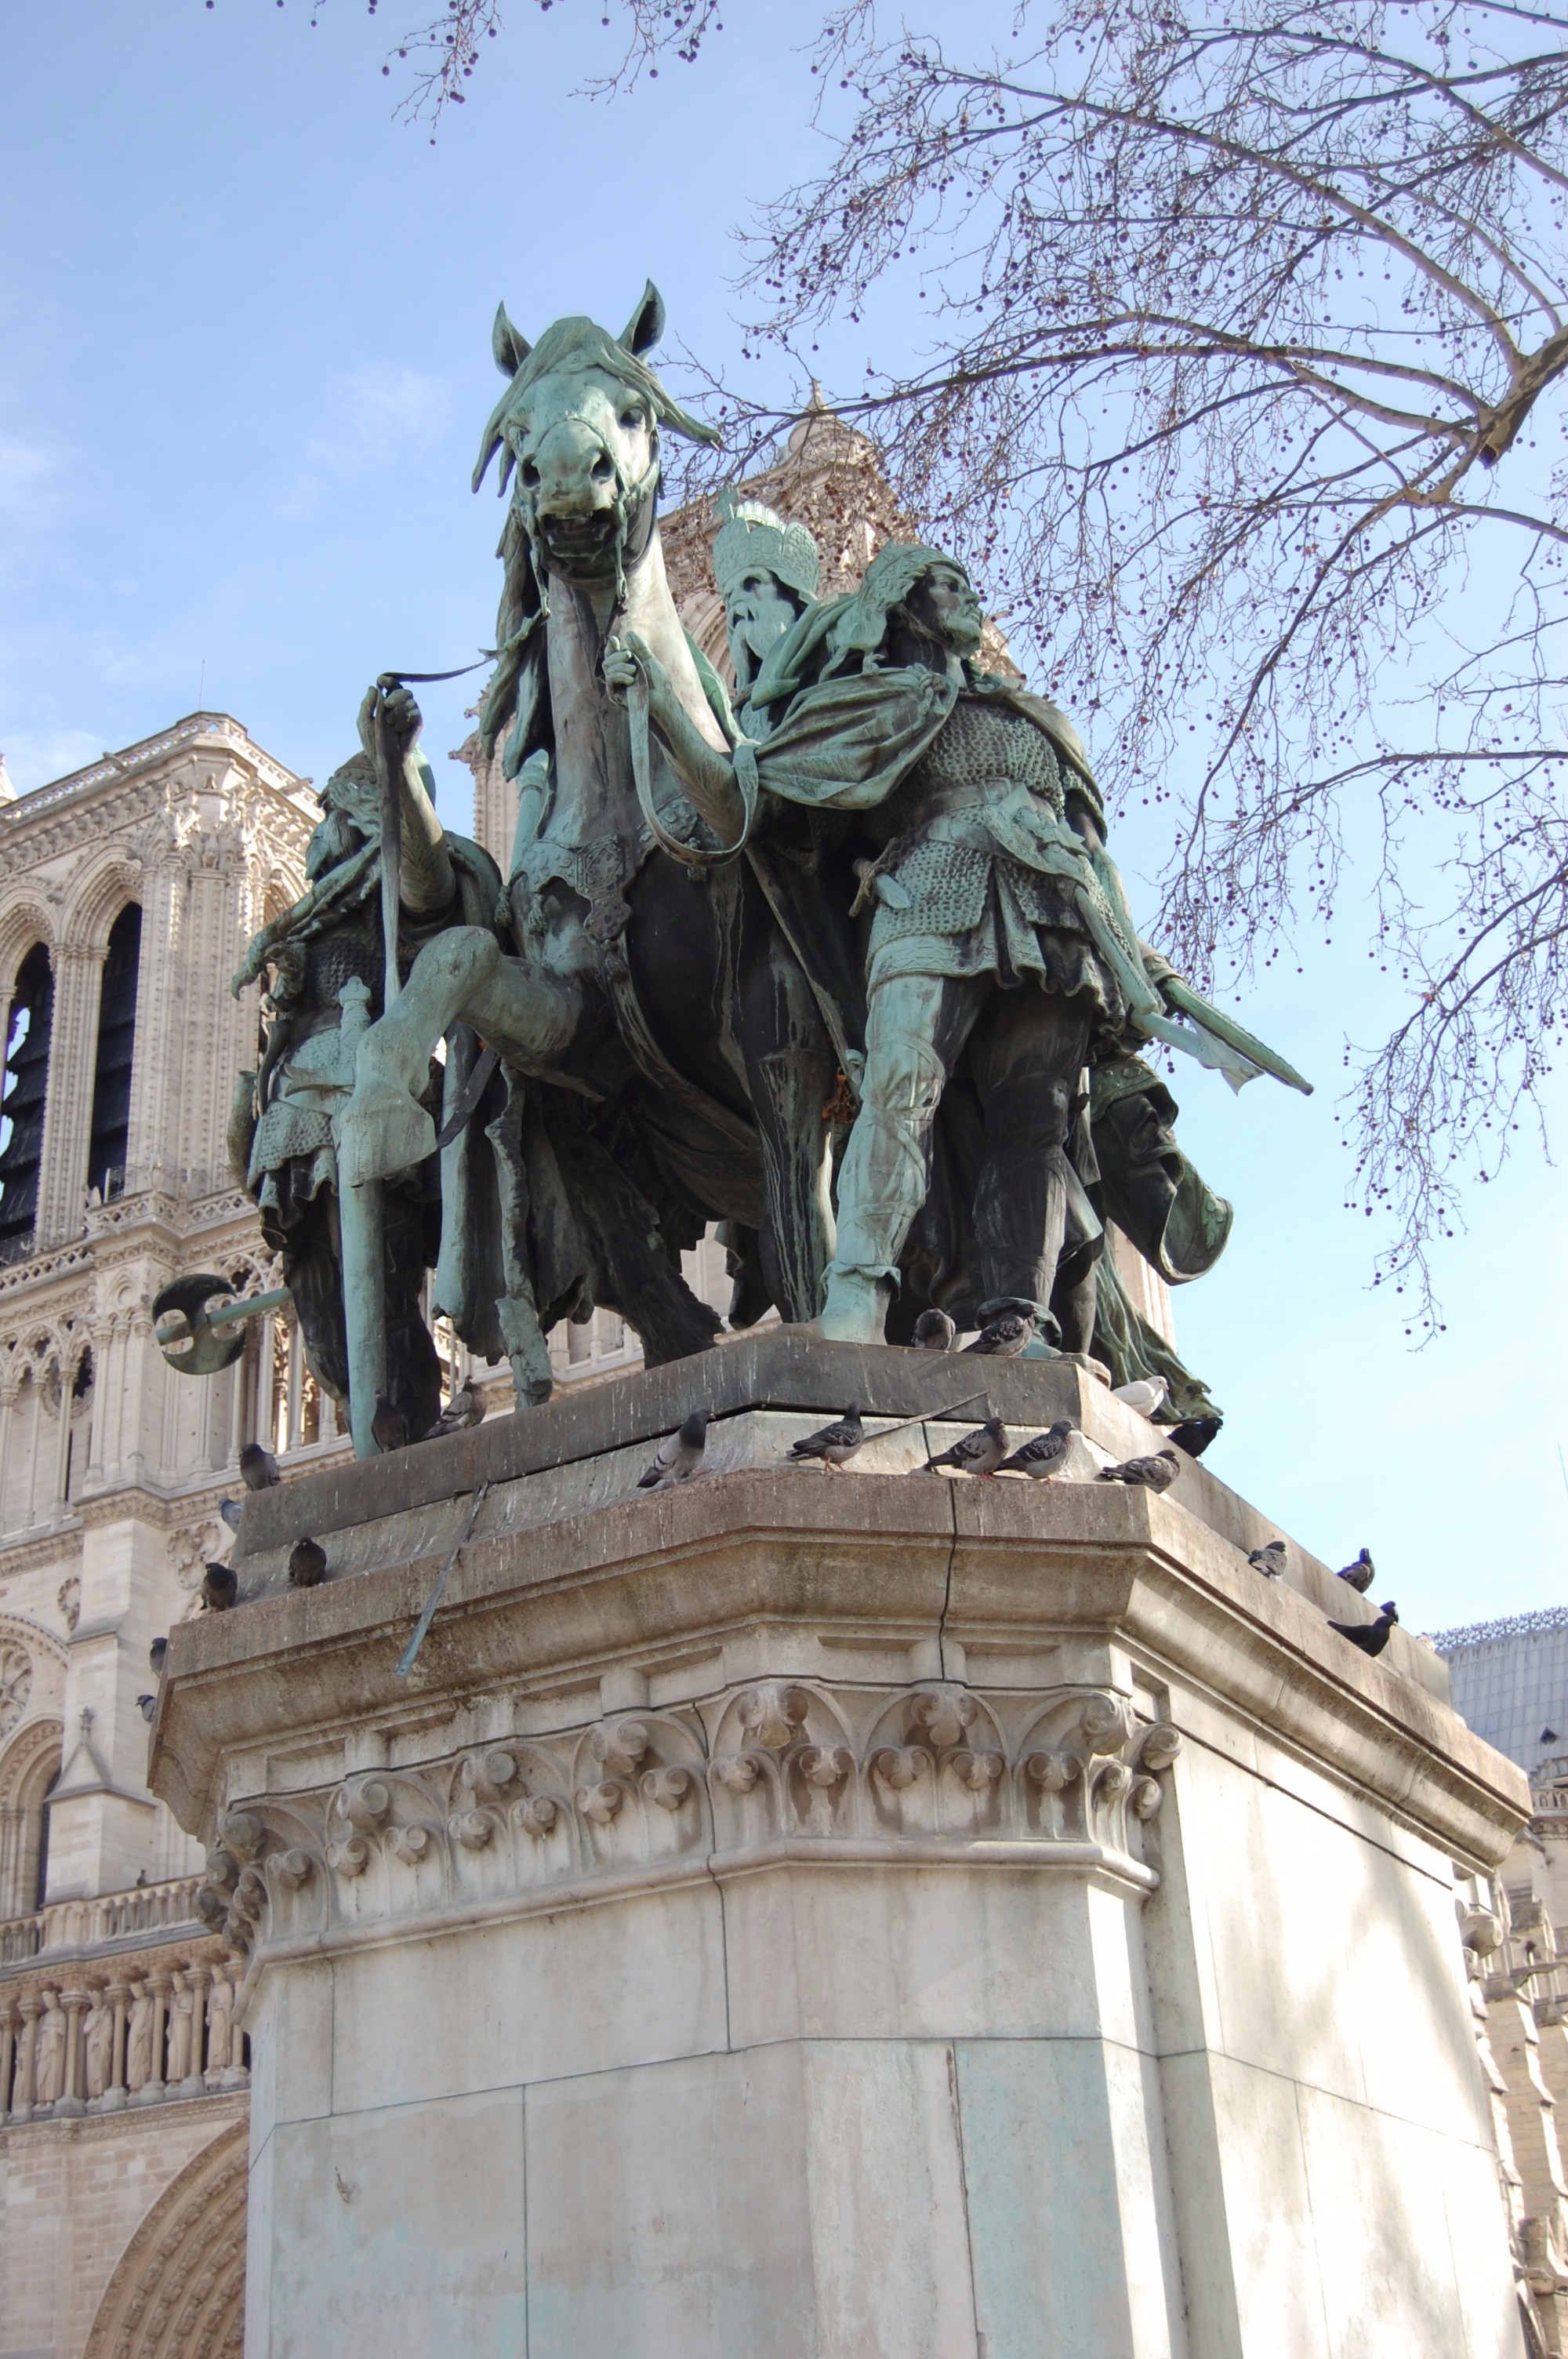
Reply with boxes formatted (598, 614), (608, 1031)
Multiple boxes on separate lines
(619, 281), (666, 358)
(493, 303), (532, 378)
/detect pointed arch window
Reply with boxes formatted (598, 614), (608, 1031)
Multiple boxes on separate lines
(87, 904), (141, 1201)
(0, 943), (54, 1263)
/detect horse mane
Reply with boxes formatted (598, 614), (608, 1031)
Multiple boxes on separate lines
(474, 300), (720, 776)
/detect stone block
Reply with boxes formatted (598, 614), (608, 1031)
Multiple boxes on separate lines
(150, 1344), (1531, 2358)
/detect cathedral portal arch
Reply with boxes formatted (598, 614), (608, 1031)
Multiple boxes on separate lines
(82, 2114), (248, 2359)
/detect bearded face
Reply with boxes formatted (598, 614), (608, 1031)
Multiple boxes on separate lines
(724, 565), (809, 693)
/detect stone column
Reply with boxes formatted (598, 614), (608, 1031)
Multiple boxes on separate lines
(0, 1998), (17, 2121)
(53, 1985), (89, 2117)
(34, 946), (103, 1249)
(101, 1978), (130, 2111)
(179, 1962), (211, 2094)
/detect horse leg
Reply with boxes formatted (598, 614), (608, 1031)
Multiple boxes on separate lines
(338, 927), (579, 1187)
(740, 925), (837, 1324)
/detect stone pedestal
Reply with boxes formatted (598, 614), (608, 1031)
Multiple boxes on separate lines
(151, 1336), (1532, 2359)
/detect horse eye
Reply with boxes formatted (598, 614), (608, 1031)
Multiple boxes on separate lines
(521, 459), (540, 485)
(619, 409), (643, 430)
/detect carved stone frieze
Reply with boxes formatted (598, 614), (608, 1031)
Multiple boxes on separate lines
(195, 1686), (1181, 1963)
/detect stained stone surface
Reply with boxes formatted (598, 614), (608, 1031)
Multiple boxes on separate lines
(151, 1336), (1530, 2359)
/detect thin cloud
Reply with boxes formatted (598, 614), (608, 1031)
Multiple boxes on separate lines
(278, 362), (452, 520)
(3, 726), (105, 796)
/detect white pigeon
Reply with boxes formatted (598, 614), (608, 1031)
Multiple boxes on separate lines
(1112, 1376), (1169, 1418)
(637, 1411), (708, 1488)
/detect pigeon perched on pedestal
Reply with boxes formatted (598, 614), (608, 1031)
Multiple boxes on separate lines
(1096, 1449), (1181, 1493)
(148, 1637), (168, 1676)
(963, 1313), (1035, 1358)
(239, 1441), (278, 1490)
(912, 1309), (956, 1352)
(218, 1498), (244, 1534)
(1336, 1547), (1376, 1593)
(1167, 1416), (1221, 1459)
(788, 1406), (866, 1469)
(428, 1383), (485, 1440)
(372, 1396), (412, 1453)
(1328, 1600), (1399, 1657)
(1112, 1376), (1169, 1418)
(289, 1536), (328, 1588)
(925, 1417), (1009, 1477)
(137, 1694), (156, 1724)
(201, 1562), (238, 1612)
(1247, 1539), (1287, 1578)
(996, 1420), (1076, 1480)
(638, 1411), (708, 1488)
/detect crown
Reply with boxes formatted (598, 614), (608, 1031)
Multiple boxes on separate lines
(712, 498), (820, 606)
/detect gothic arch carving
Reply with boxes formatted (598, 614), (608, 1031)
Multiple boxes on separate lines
(0, 1713), (64, 1917)
(82, 2114), (247, 2359)
(0, 1608), (69, 1680)
(61, 855), (144, 958)
(0, 903), (55, 996)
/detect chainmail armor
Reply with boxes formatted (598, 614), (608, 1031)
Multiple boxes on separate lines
(897, 696), (1067, 823)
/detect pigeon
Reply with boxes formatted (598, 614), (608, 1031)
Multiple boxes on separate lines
(219, 1497), (244, 1533)
(428, 1383), (485, 1440)
(925, 1417), (1009, 1477)
(912, 1308), (956, 1352)
(996, 1419), (1076, 1479)
(148, 1636), (168, 1676)
(1167, 1416), (1220, 1459)
(239, 1441), (279, 1490)
(637, 1410), (708, 1488)
(137, 1693), (157, 1724)
(201, 1562), (238, 1612)
(1336, 1547), (1375, 1594)
(962, 1312), (1035, 1358)
(1247, 1539), (1287, 1578)
(788, 1405), (866, 1468)
(1112, 1376), (1169, 1418)
(1096, 1449), (1181, 1492)
(289, 1536), (328, 1588)
(1328, 1601), (1399, 1657)
(372, 1395), (412, 1453)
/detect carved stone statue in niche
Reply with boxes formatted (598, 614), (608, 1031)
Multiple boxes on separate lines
(125, 1981), (154, 2092)
(205, 1967), (236, 2081)
(82, 1989), (114, 2100)
(32, 1987), (66, 2106)
(165, 1972), (195, 2086)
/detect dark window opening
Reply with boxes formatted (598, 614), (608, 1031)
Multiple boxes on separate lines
(35, 1768), (57, 1909)
(87, 905), (141, 1201)
(0, 943), (55, 1263)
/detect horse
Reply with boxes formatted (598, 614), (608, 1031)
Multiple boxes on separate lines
(336, 285), (840, 1379)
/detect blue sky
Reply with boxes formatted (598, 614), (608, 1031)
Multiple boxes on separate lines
(2, 0), (1563, 1634)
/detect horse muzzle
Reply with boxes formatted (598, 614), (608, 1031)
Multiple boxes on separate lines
(532, 502), (623, 583)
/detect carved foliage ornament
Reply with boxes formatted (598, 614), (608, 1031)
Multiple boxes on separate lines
(0, 1643), (33, 1738)
(194, 1686), (1181, 1965)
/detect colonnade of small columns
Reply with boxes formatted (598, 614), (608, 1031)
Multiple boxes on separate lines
(0, 1948), (248, 2125)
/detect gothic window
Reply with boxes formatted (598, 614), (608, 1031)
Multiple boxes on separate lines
(87, 903), (142, 1200)
(0, 1712), (61, 1921)
(0, 943), (54, 1263)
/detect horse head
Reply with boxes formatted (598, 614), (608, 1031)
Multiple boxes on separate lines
(474, 282), (717, 594)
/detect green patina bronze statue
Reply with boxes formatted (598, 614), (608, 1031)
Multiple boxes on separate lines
(210, 282), (1307, 1455)
(604, 537), (1305, 1360)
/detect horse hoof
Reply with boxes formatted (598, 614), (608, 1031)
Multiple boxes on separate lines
(334, 1087), (437, 1186)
